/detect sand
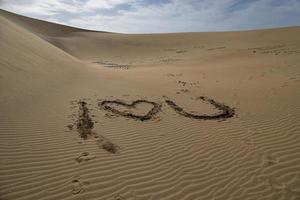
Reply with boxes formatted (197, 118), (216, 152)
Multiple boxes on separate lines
(1, 9), (300, 200)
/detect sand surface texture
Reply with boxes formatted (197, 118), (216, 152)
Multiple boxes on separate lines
(1, 9), (300, 200)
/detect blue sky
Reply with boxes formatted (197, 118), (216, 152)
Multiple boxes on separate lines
(0, 0), (300, 33)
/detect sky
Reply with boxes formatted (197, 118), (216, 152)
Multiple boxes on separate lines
(0, 0), (300, 33)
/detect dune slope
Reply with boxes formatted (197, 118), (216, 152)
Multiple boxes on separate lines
(1, 9), (300, 200)
(0, 12), (82, 117)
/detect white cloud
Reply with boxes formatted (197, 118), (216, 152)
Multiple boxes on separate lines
(1, 0), (300, 33)
(67, 0), (300, 33)
(83, 0), (135, 10)
(68, 0), (236, 32)
(0, 0), (137, 15)
(0, 0), (80, 16)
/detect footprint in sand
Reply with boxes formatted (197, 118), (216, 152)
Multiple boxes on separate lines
(75, 152), (96, 163)
(114, 194), (126, 200)
(71, 178), (83, 195)
(97, 137), (119, 154)
(266, 177), (300, 197)
(262, 154), (279, 166)
(268, 178), (287, 190)
(281, 82), (289, 87)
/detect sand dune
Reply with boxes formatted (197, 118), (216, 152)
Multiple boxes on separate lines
(1, 9), (300, 200)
